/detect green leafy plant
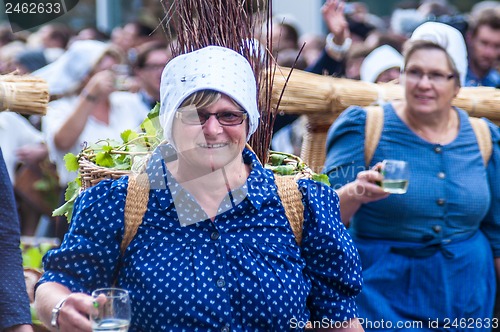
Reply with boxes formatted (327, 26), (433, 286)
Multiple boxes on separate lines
(53, 104), (163, 221)
(266, 151), (330, 186)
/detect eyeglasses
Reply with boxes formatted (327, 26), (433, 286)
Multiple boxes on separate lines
(175, 109), (248, 126)
(404, 68), (455, 84)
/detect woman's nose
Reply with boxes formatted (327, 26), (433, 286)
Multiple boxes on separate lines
(202, 115), (223, 134)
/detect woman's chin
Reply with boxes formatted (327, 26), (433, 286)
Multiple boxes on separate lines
(182, 148), (237, 170)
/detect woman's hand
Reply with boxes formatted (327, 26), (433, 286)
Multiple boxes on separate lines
(336, 164), (389, 226)
(53, 292), (95, 332)
(82, 70), (116, 103)
(321, 0), (350, 45)
(34, 282), (95, 332)
(352, 165), (389, 204)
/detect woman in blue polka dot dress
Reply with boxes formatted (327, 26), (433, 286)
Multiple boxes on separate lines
(34, 46), (364, 332)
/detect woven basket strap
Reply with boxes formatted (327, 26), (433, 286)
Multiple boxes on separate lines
(274, 174), (304, 245)
(469, 117), (492, 166)
(120, 173), (150, 254)
(364, 105), (384, 167)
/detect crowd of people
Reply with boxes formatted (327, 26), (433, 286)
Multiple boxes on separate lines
(0, 0), (499, 331)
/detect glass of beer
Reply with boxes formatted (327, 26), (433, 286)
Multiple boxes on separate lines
(380, 160), (409, 194)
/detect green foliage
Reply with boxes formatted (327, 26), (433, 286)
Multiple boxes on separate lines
(52, 179), (80, 221)
(21, 240), (56, 270)
(52, 105), (163, 220)
(265, 151), (330, 186)
(64, 153), (79, 172)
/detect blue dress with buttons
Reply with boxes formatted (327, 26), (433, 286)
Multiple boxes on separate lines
(38, 146), (362, 331)
(324, 104), (500, 331)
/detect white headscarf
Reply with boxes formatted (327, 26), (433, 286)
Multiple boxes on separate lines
(159, 46), (259, 146)
(32, 40), (109, 95)
(410, 22), (468, 85)
(360, 45), (403, 83)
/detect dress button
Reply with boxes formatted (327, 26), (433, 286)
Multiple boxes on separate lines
(434, 146), (442, 153)
(432, 225), (442, 233)
(436, 198), (446, 206)
(210, 231), (220, 240)
(216, 277), (225, 288)
(221, 325), (230, 332)
(437, 172), (446, 179)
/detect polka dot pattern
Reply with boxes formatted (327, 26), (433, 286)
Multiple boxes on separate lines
(0, 149), (32, 329)
(38, 146), (362, 331)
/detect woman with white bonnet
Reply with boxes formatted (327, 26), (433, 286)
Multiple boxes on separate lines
(325, 31), (500, 329)
(360, 44), (403, 83)
(34, 46), (364, 331)
(410, 21), (468, 86)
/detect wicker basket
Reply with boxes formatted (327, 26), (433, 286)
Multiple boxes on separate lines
(78, 155), (131, 190)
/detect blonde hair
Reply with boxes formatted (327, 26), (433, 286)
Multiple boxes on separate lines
(179, 90), (241, 110)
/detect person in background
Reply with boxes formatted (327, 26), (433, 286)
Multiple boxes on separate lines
(271, 16), (300, 56)
(13, 49), (47, 75)
(324, 39), (500, 330)
(0, 112), (47, 185)
(465, 8), (500, 87)
(360, 44), (402, 83)
(132, 41), (171, 110)
(298, 33), (326, 67)
(35, 45), (364, 332)
(111, 21), (157, 64)
(29, 23), (72, 63)
(34, 40), (148, 239)
(70, 27), (109, 43)
(269, 16), (302, 133)
(0, 149), (34, 332)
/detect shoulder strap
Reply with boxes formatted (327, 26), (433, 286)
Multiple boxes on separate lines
(469, 117), (492, 166)
(120, 171), (305, 252)
(121, 173), (150, 254)
(364, 105), (384, 167)
(362, 107), (492, 167)
(274, 174), (304, 246)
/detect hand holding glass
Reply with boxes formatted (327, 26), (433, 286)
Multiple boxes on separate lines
(91, 288), (131, 332)
(380, 160), (409, 194)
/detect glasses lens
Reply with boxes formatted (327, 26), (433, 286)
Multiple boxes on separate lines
(177, 109), (247, 126)
(217, 111), (247, 125)
(405, 69), (453, 84)
(179, 110), (204, 125)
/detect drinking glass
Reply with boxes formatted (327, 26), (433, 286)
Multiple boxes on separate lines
(380, 159), (409, 194)
(91, 288), (131, 332)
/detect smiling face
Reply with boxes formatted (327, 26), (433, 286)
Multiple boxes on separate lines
(172, 93), (248, 175)
(402, 47), (460, 116)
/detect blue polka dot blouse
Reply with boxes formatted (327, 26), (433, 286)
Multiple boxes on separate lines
(38, 146), (362, 331)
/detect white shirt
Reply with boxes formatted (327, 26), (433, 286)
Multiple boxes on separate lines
(0, 112), (44, 183)
(42, 91), (148, 186)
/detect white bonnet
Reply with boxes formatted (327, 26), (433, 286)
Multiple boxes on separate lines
(32, 40), (109, 95)
(159, 46), (259, 145)
(360, 45), (403, 83)
(410, 22), (468, 85)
